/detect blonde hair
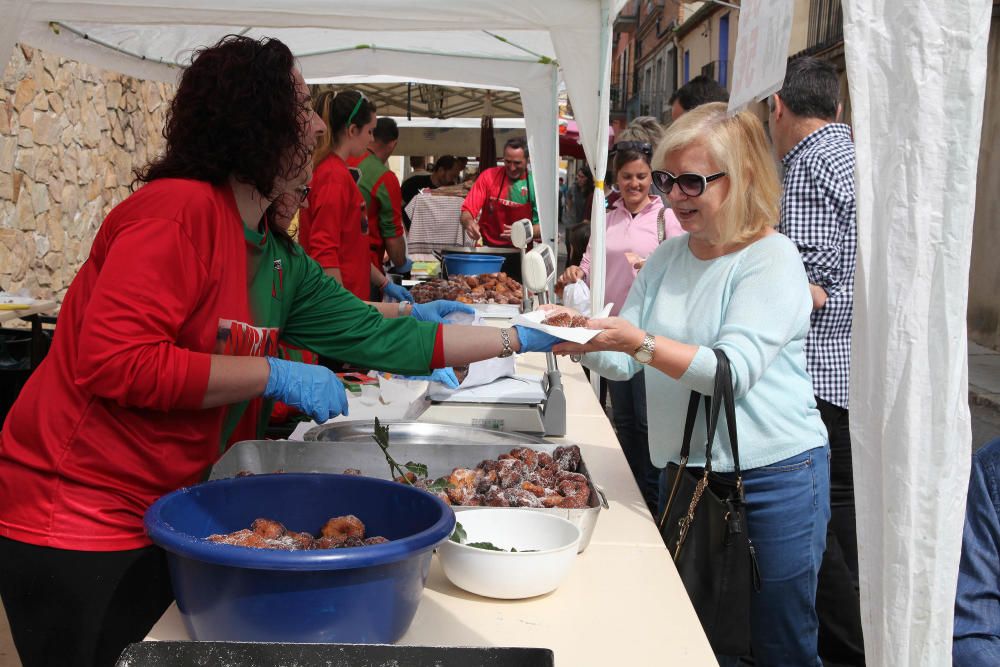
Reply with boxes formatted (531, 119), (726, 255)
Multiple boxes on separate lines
(653, 102), (779, 246)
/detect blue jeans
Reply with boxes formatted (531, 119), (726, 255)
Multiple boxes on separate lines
(660, 445), (830, 666)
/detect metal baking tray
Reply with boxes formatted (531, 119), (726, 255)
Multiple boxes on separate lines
(116, 641), (554, 666)
(304, 420), (551, 446)
(211, 436), (606, 553)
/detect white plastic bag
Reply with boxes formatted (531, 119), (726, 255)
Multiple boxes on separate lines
(562, 281), (592, 317)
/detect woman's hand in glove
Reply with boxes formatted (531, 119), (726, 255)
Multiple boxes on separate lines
(382, 280), (414, 303)
(411, 299), (476, 323)
(262, 357), (349, 423)
(512, 325), (563, 354)
(399, 367), (460, 388)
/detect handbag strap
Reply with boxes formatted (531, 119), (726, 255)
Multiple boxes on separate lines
(674, 349), (741, 478)
(677, 390), (712, 463)
(712, 349), (744, 485)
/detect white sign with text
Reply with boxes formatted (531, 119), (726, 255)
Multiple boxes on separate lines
(727, 0), (795, 113)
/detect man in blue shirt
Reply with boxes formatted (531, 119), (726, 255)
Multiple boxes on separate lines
(771, 56), (863, 666)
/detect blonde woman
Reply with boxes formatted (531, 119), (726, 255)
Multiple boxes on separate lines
(553, 103), (829, 665)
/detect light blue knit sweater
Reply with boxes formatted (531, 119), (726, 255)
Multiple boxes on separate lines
(583, 232), (827, 471)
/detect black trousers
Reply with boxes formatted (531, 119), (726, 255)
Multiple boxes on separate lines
(607, 371), (659, 517)
(0, 536), (174, 667)
(814, 397), (867, 666)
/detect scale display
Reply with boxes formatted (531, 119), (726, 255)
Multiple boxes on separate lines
(522, 245), (556, 294)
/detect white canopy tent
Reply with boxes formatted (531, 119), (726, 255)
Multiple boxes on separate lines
(0, 0), (624, 292)
(0, 1), (995, 664)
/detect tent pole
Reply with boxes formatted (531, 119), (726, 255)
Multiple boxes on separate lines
(589, 0), (613, 398)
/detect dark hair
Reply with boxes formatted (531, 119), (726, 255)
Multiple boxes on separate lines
(312, 89), (377, 167)
(668, 74), (730, 111)
(504, 136), (529, 158)
(373, 117), (399, 143)
(566, 222), (591, 268)
(432, 155), (457, 172)
(576, 165), (595, 192)
(613, 147), (651, 172)
(410, 155), (427, 170)
(136, 35), (306, 201)
(775, 57), (840, 121)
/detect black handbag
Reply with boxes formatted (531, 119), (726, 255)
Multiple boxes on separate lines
(658, 348), (761, 656)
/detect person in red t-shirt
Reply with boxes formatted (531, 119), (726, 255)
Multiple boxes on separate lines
(460, 137), (541, 247)
(298, 90), (402, 301)
(0, 37), (561, 667)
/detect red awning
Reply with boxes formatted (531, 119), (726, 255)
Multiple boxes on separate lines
(558, 119), (615, 159)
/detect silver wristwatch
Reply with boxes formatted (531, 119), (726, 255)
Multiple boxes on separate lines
(498, 328), (515, 358)
(632, 333), (655, 364)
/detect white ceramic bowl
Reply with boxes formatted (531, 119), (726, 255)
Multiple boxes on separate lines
(437, 509), (581, 599)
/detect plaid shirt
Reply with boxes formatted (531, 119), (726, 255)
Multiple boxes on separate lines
(778, 123), (856, 409)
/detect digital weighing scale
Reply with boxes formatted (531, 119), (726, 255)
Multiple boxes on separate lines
(417, 219), (567, 436)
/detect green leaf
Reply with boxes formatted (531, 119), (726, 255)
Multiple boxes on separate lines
(466, 541), (506, 551)
(372, 417), (390, 450)
(425, 477), (454, 492)
(403, 461), (428, 478)
(450, 521), (467, 544)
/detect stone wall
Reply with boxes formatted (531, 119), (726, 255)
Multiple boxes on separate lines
(0, 45), (173, 302)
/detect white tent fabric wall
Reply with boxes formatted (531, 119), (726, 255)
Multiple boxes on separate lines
(3, 0), (629, 257)
(842, 0), (993, 664)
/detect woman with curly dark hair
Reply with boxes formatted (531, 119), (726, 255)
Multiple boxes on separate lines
(0, 35), (560, 667)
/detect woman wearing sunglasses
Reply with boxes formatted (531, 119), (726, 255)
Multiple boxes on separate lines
(556, 142), (682, 516)
(551, 103), (830, 665)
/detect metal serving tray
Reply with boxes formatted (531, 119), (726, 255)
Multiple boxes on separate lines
(304, 420), (550, 446)
(211, 430), (606, 553)
(116, 641), (554, 666)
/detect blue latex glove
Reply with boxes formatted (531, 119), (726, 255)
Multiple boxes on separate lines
(382, 280), (414, 303)
(388, 258), (413, 275)
(411, 299), (476, 323)
(513, 324), (562, 354)
(397, 367), (460, 388)
(262, 357), (349, 423)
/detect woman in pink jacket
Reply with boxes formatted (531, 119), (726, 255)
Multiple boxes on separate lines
(557, 142), (682, 515)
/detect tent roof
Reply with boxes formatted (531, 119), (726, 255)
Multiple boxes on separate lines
(6, 0), (626, 261)
(314, 82), (524, 120)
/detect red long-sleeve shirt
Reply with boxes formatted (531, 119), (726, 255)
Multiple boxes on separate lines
(298, 154), (372, 299)
(0, 179), (446, 552)
(0, 180), (247, 550)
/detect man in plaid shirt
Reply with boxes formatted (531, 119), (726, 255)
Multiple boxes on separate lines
(771, 57), (863, 666)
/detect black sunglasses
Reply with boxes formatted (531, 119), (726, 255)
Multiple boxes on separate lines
(651, 170), (727, 197)
(611, 141), (653, 157)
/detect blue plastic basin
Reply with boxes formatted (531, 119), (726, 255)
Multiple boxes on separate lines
(442, 253), (506, 276)
(144, 473), (454, 644)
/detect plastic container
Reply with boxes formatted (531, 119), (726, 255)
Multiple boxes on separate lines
(442, 253), (506, 276)
(437, 509), (581, 599)
(144, 473), (454, 644)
